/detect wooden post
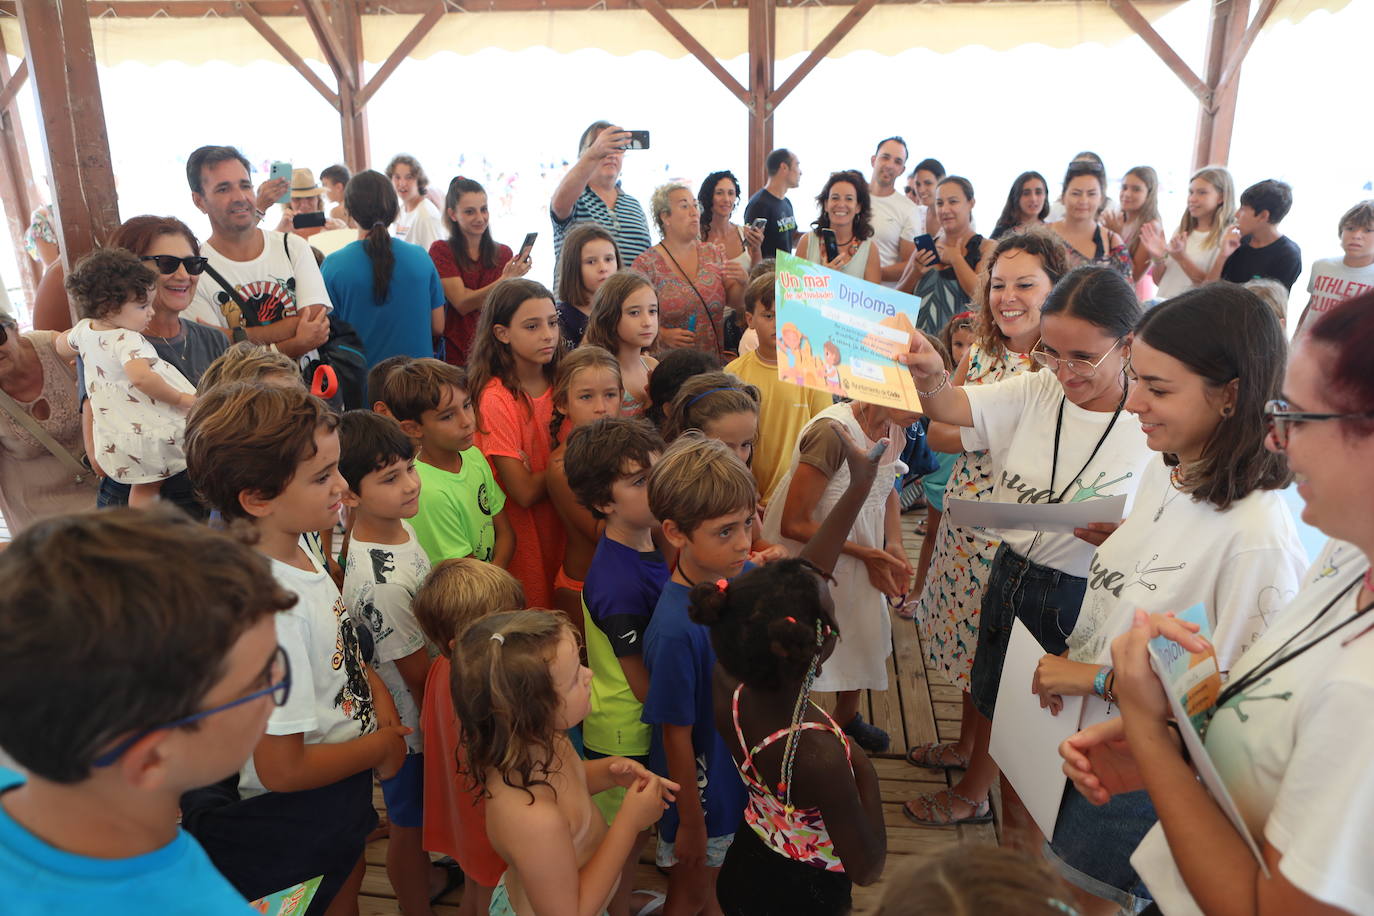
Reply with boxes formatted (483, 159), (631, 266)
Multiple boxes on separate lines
(336, 0), (370, 174)
(747, 0), (775, 195)
(1195, 0), (1253, 168)
(0, 36), (40, 304)
(16, 0), (120, 279)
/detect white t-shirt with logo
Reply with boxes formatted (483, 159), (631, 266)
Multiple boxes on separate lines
(868, 191), (922, 287)
(961, 369), (1152, 576)
(1132, 539), (1374, 916)
(342, 522), (432, 755)
(1068, 458), (1307, 722)
(239, 542), (377, 797)
(188, 229), (333, 329)
(394, 199), (444, 252)
(1302, 257), (1374, 331)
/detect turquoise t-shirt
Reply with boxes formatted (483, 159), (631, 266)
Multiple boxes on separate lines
(411, 448), (506, 564)
(321, 237), (445, 368)
(0, 767), (256, 914)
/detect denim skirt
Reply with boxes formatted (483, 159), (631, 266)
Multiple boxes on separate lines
(969, 543), (1087, 720)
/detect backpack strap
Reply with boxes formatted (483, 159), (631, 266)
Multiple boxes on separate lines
(0, 387), (90, 484)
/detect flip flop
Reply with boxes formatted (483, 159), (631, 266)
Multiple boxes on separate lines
(904, 741), (969, 770)
(901, 789), (993, 827)
(633, 890), (667, 916)
(429, 857), (465, 905)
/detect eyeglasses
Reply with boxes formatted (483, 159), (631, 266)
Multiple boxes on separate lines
(0, 322), (13, 346)
(1264, 398), (1374, 450)
(92, 645), (291, 767)
(140, 254), (209, 276)
(1031, 339), (1123, 379)
(904, 188), (920, 198)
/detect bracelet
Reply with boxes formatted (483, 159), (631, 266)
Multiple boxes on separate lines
(1165, 720), (1193, 765)
(254, 208), (267, 221)
(1103, 669), (1117, 705)
(1093, 665), (1111, 699)
(917, 370), (949, 398)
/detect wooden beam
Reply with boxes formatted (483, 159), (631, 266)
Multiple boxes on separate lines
(301, 0), (354, 91)
(16, 0), (120, 286)
(236, 1), (340, 110)
(337, 0), (369, 172)
(0, 59), (25, 113)
(746, 0), (775, 195)
(0, 31), (40, 303)
(638, 0), (750, 107)
(6, 0), (1176, 12)
(1106, 0), (1210, 105)
(770, 0), (879, 109)
(1214, 0), (1278, 98)
(356, 0), (445, 111)
(1195, 0), (1249, 167)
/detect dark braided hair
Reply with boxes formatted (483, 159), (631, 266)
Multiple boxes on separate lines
(688, 558), (838, 692)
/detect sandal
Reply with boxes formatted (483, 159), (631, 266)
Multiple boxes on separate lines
(632, 890), (667, 915)
(429, 857), (465, 905)
(901, 789), (993, 827)
(904, 741), (969, 770)
(896, 592), (921, 620)
(915, 516), (928, 536)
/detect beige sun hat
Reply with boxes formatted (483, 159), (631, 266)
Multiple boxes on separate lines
(290, 168), (325, 198)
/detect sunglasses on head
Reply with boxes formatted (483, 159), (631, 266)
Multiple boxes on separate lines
(140, 254), (209, 276)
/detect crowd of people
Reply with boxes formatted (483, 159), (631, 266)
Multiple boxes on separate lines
(1, 122), (1373, 916)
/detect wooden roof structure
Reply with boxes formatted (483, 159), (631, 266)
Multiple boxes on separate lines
(0, 0), (1340, 307)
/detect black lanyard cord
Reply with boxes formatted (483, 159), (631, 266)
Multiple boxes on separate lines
(1048, 390), (1126, 504)
(1216, 574), (1372, 710)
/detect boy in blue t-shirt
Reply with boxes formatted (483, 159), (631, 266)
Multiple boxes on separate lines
(0, 509), (298, 915)
(642, 433), (756, 914)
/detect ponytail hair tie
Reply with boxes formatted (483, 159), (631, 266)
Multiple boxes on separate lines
(715, 579), (728, 593)
(490, 632), (505, 645)
(371, 220), (388, 230)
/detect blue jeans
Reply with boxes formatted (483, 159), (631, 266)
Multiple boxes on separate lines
(97, 470), (209, 521)
(969, 544), (1087, 720)
(1047, 787), (1156, 911)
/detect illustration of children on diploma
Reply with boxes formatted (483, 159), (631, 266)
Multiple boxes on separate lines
(778, 322), (812, 385)
(822, 340), (843, 395)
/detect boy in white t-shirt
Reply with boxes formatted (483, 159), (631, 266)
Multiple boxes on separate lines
(337, 410), (440, 916)
(1298, 199), (1374, 332)
(183, 382), (410, 914)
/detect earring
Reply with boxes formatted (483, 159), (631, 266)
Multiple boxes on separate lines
(1221, 406), (1233, 418)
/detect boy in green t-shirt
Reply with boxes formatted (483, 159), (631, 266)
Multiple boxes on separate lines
(380, 358), (514, 567)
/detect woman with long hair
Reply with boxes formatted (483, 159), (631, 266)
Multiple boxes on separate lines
(991, 171), (1050, 240)
(899, 176), (994, 335)
(1104, 166), (1164, 299)
(428, 176), (528, 366)
(795, 169), (882, 284)
(323, 169), (445, 367)
(1141, 165), (1236, 300)
(699, 170), (763, 276)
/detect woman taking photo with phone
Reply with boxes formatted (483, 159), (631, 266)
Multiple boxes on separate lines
(1033, 284), (1306, 915)
(795, 170), (882, 284)
(429, 176), (529, 366)
(1061, 290), (1374, 916)
(899, 176), (993, 335)
(632, 182), (744, 360)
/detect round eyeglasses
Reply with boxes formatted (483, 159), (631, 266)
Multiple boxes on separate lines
(1031, 339), (1124, 379)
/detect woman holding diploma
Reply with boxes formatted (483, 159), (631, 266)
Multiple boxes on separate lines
(899, 266), (1152, 828)
(1060, 290), (1374, 916)
(1033, 284), (1307, 914)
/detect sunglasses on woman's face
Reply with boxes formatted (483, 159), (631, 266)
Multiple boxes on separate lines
(140, 254), (209, 276)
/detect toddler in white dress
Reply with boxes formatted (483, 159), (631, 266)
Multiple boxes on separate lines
(57, 249), (196, 507)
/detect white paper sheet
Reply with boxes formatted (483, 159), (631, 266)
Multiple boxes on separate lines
(989, 619), (1084, 840)
(944, 494), (1127, 534)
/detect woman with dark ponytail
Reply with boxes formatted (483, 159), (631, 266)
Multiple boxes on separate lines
(322, 169), (446, 367)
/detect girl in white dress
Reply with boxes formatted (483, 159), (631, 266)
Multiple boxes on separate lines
(764, 401), (917, 753)
(58, 249), (196, 507)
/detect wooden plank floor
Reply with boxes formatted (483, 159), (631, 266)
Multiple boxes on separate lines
(361, 512), (996, 914)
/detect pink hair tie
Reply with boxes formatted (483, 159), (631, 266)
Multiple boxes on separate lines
(715, 579), (728, 593)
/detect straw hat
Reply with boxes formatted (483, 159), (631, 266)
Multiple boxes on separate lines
(290, 168), (325, 198)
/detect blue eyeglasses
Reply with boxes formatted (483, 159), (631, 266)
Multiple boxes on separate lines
(92, 645), (291, 768)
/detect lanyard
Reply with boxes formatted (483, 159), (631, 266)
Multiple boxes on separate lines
(1047, 392), (1125, 504)
(1215, 574), (1372, 711)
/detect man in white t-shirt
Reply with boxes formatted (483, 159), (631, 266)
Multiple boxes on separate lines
(868, 137), (921, 288)
(186, 145), (332, 359)
(1298, 200), (1374, 332)
(386, 154), (444, 252)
